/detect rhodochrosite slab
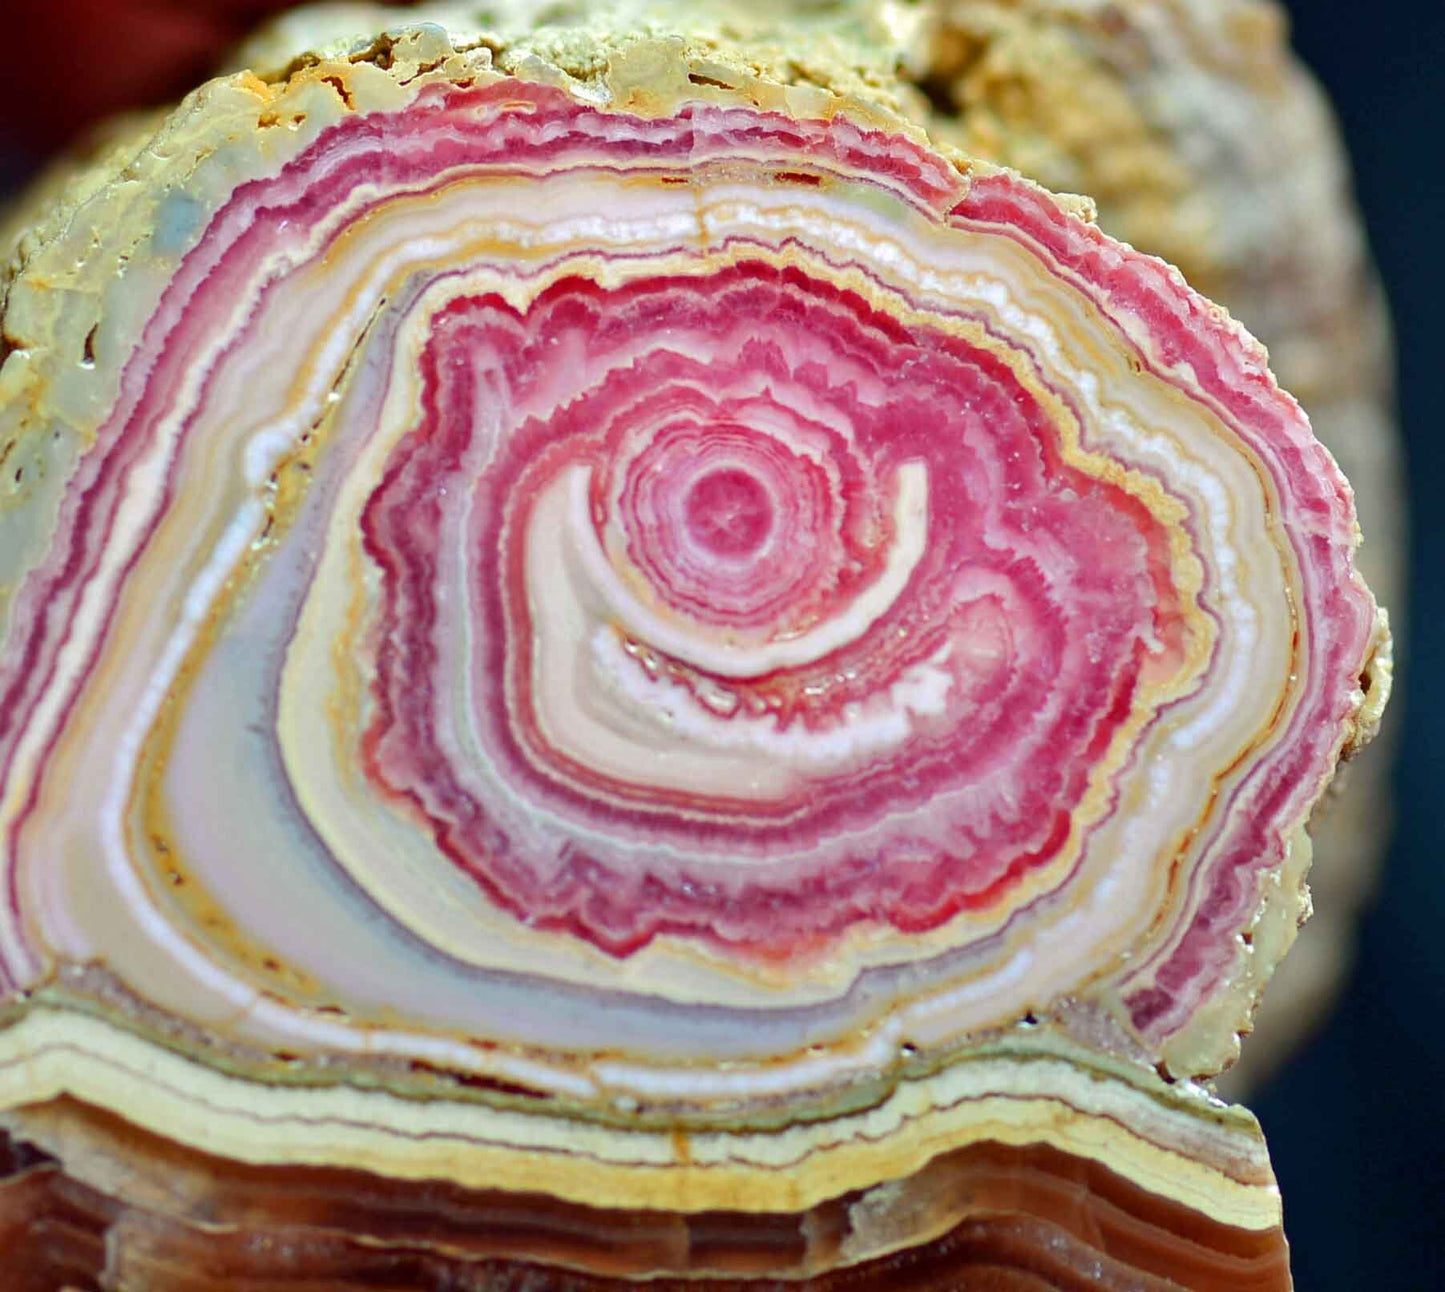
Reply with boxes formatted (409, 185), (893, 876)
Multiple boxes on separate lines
(0, 20), (1384, 1290)
(228, 0), (1407, 1100)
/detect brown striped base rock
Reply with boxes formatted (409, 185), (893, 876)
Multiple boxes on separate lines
(2, 1069), (1290, 1291)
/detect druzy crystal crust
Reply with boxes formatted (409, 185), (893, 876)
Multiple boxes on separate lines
(0, 6), (1389, 1288)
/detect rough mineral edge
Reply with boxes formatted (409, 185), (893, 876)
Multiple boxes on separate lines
(891, 0), (1402, 1088)
(0, 14), (930, 646)
(898, 0), (1398, 759)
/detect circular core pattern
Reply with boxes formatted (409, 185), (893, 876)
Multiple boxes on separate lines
(362, 265), (1178, 959)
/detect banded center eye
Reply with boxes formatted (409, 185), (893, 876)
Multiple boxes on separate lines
(683, 466), (773, 558)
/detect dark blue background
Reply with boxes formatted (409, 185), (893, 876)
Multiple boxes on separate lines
(1257, 4), (1445, 1287)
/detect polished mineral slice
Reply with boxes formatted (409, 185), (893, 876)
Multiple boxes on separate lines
(231, 0), (1408, 1094)
(0, 7), (1387, 1289)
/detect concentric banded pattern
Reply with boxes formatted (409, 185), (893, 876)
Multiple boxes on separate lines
(364, 263), (1179, 959)
(0, 24), (1382, 1287)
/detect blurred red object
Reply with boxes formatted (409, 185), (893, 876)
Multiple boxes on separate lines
(2, 1), (301, 149)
